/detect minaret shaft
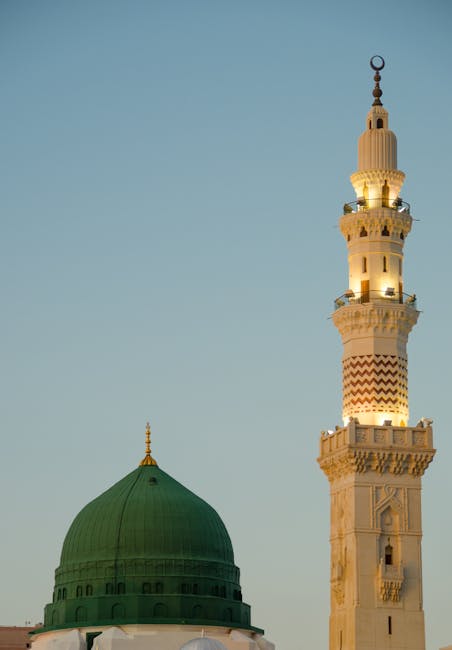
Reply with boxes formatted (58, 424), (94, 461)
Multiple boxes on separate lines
(318, 58), (435, 650)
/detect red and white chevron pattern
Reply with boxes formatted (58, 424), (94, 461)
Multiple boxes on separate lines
(343, 354), (408, 417)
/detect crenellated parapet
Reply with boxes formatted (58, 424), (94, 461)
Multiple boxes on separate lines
(318, 421), (435, 482)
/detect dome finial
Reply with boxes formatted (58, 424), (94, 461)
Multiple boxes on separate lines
(139, 421), (158, 466)
(370, 55), (385, 106)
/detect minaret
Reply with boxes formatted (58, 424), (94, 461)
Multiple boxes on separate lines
(318, 57), (435, 650)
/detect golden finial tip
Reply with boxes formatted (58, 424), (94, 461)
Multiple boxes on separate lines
(139, 421), (157, 466)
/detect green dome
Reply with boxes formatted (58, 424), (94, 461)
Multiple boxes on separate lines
(42, 463), (259, 633)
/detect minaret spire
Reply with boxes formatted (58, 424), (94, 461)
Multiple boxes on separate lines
(370, 55), (385, 106)
(139, 421), (158, 466)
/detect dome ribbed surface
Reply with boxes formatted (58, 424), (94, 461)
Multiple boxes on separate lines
(61, 464), (233, 565)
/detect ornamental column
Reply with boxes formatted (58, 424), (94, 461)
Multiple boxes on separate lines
(318, 57), (435, 650)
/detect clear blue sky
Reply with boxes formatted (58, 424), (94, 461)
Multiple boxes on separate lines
(1, 2), (451, 650)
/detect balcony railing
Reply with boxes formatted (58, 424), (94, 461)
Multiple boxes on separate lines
(334, 290), (417, 310)
(343, 197), (411, 214)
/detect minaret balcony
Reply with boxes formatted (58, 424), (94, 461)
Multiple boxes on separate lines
(334, 290), (417, 310)
(343, 198), (410, 214)
(378, 559), (404, 602)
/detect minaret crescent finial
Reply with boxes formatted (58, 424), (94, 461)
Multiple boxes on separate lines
(139, 421), (158, 466)
(370, 55), (385, 106)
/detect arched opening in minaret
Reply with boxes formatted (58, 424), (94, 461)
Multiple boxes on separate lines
(362, 257), (367, 273)
(377, 118), (384, 129)
(383, 256), (387, 272)
(400, 231), (405, 240)
(360, 226), (368, 237)
(385, 543), (393, 565)
(382, 180), (390, 207)
(382, 224), (390, 236)
(363, 183), (369, 202)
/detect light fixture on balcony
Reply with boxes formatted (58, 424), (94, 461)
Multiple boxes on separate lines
(385, 287), (395, 297)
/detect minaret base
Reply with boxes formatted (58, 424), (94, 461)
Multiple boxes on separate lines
(318, 420), (434, 650)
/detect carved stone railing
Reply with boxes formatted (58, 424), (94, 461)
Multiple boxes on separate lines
(378, 560), (404, 602)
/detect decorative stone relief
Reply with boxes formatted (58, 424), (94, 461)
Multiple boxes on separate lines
(378, 560), (404, 602)
(319, 448), (434, 481)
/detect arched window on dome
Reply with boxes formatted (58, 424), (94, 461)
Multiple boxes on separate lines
(86, 584), (93, 596)
(117, 582), (125, 594)
(75, 606), (87, 622)
(112, 603), (125, 619)
(153, 603), (167, 618)
(224, 608), (233, 622)
(76, 586), (82, 598)
(57, 589), (61, 601)
(62, 588), (67, 600)
(106, 582), (115, 595)
(192, 605), (203, 618)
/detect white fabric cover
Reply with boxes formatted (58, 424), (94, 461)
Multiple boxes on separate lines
(93, 628), (130, 650)
(180, 638), (228, 650)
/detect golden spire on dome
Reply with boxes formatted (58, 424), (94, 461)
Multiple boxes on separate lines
(139, 421), (158, 466)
